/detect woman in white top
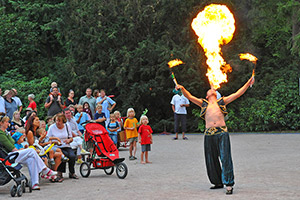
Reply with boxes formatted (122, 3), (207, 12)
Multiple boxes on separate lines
(47, 113), (78, 181)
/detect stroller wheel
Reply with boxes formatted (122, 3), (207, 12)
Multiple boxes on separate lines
(17, 184), (23, 197)
(27, 180), (32, 193)
(104, 166), (114, 175)
(10, 185), (17, 197)
(22, 181), (26, 193)
(80, 162), (91, 178)
(116, 162), (128, 179)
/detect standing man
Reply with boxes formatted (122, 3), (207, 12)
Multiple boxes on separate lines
(96, 89), (116, 125)
(0, 88), (5, 114)
(170, 89), (190, 140)
(176, 75), (255, 195)
(78, 88), (96, 117)
(44, 87), (64, 117)
(11, 88), (23, 113)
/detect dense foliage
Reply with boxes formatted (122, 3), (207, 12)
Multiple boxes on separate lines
(0, 0), (299, 132)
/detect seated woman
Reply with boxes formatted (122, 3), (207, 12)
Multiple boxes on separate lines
(25, 115), (62, 169)
(24, 110), (37, 127)
(0, 115), (57, 190)
(47, 113), (78, 181)
(8, 111), (25, 133)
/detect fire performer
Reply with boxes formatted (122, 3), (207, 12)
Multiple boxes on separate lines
(176, 75), (255, 195)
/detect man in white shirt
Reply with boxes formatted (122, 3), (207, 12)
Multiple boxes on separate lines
(11, 88), (23, 113)
(170, 88), (190, 140)
(0, 88), (5, 114)
(64, 108), (88, 164)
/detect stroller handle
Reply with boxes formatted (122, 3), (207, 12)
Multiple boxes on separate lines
(3, 152), (19, 163)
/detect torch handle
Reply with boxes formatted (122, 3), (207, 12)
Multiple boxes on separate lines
(250, 69), (255, 88)
(171, 72), (178, 86)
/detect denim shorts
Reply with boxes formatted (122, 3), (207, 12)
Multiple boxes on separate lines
(141, 144), (151, 152)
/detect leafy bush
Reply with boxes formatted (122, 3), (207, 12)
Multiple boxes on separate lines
(0, 69), (51, 119)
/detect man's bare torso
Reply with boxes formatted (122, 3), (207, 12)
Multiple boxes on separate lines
(205, 100), (226, 128)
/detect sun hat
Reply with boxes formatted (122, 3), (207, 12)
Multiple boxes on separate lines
(11, 132), (23, 143)
(2, 90), (11, 97)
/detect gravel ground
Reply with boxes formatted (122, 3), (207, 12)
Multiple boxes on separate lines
(1, 133), (300, 200)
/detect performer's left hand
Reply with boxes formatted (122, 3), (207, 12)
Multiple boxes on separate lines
(249, 76), (255, 86)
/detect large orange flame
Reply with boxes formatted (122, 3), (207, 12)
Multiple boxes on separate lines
(191, 4), (235, 89)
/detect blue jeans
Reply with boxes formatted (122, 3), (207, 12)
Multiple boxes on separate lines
(109, 134), (118, 144)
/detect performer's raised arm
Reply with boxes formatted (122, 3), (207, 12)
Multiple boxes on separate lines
(176, 85), (203, 107)
(223, 76), (255, 105)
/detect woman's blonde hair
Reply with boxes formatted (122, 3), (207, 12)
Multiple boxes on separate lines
(0, 115), (9, 123)
(126, 108), (135, 117)
(12, 111), (21, 123)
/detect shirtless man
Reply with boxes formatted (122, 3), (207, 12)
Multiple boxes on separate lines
(176, 75), (255, 195)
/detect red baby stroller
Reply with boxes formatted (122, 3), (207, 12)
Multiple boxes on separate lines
(80, 122), (128, 179)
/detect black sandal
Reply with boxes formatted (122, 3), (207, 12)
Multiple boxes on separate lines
(50, 176), (64, 183)
(69, 173), (79, 179)
(226, 187), (233, 195)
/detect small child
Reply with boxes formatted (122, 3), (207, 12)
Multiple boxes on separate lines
(45, 116), (54, 131)
(124, 108), (139, 160)
(68, 105), (76, 115)
(49, 82), (62, 95)
(138, 115), (153, 164)
(11, 132), (25, 150)
(74, 105), (90, 134)
(83, 102), (92, 120)
(94, 104), (106, 128)
(37, 128), (68, 165)
(106, 113), (120, 145)
(15, 127), (28, 148)
(40, 120), (46, 129)
(114, 110), (123, 131)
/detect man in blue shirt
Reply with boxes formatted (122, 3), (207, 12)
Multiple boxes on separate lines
(96, 89), (116, 125)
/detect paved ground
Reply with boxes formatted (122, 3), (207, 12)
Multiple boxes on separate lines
(1, 133), (300, 200)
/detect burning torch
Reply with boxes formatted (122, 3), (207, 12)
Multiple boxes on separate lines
(239, 53), (258, 87)
(168, 59), (184, 87)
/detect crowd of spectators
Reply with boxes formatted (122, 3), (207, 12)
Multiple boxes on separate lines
(0, 82), (153, 192)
